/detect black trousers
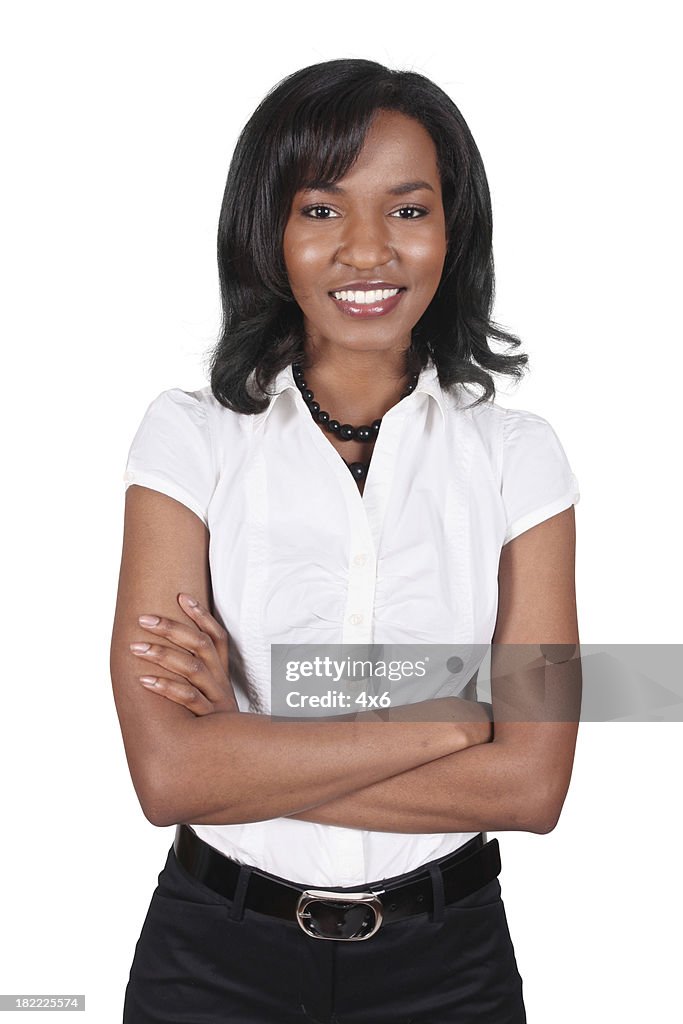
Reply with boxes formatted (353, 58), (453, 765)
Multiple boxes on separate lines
(123, 840), (526, 1023)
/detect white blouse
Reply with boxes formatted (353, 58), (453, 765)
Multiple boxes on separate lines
(123, 358), (580, 886)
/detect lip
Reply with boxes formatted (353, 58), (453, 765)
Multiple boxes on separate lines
(329, 287), (406, 319)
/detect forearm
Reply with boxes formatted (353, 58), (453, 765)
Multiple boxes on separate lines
(286, 735), (553, 834)
(146, 708), (476, 827)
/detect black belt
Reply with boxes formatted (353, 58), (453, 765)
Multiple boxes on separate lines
(173, 823), (501, 941)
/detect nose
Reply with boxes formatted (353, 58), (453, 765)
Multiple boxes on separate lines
(336, 212), (394, 270)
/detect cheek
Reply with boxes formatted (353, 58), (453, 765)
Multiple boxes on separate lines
(284, 232), (322, 287)
(413, 234), (447, 285)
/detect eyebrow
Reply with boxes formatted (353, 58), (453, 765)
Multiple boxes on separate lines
(301, 179), (435, 196)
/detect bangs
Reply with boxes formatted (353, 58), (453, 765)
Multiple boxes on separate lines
(277, 93), (388, 197)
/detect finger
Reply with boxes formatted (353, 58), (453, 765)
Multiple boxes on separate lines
(135, 614), (226, 683)
(139, 675), (215, 716)
(130, 641), (220, 702)
(131, 633), (238, 712)
(177, 594), (229, 672)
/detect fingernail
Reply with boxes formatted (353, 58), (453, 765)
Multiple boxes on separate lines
(139, 615), (160, 627)
(139, 676), (158, 686)
(180, 594), (198, 607)
(130, 642), (151, 653)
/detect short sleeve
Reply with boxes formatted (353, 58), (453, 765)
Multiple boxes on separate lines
(501, 408), (580, 544)
(122, 388), (216, 527)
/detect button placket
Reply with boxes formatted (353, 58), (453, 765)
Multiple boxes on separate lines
(343, 546), (375, 643)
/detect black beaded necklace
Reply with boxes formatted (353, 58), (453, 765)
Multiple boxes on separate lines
(292, 362), (420, 481)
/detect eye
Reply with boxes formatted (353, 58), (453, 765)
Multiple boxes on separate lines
(391, 205), (428, 219)
(301, 205), (340, 219)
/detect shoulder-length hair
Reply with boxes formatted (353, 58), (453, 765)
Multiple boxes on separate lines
(208, 58), (527, 412)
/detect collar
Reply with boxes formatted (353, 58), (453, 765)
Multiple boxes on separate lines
(253, 358), (448, 432)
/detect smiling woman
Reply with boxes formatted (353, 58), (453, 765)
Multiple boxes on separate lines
(283, 118), (446, 336)
(112, 58), (580, 1024)
(282, 110), (448, 486)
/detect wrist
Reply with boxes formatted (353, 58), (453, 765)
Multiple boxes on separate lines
(462, 712), (493, 748)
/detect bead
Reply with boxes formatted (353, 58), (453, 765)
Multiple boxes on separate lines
(291, 363), (422, 473)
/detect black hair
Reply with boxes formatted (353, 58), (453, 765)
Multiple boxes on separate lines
(208, 58), (527, 412)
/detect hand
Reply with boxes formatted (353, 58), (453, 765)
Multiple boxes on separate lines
(130, 593), (238, 716)
(356, 696), (493, 746)
(391, 695), (493, 746)
(453, 697), (493, 747)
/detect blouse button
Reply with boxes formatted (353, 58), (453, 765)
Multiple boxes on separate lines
(353, 553), (368, 567)
(349, 613), (364, 626)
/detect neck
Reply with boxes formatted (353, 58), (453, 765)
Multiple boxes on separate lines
(299, 346), (416, 423)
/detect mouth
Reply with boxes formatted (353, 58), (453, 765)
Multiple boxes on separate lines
(328, 286), (407, 319)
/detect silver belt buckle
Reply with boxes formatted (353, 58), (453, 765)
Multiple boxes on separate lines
(296, 888), (385, 940)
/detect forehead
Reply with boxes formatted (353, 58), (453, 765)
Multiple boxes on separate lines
(305, 110), (440, 192)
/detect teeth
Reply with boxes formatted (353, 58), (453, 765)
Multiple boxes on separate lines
(332, 288), (400, 304)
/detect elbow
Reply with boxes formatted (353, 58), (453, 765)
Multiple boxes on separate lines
(135, 776), (178, 829)
(136, 768), (240, 828)
(142, 799), (178, 830)
(527, 810), (560, 835)
(520, 782), (567, 835)
(132, 756), (187, 828)
(526, 795), (568, 835)
(128, 717), (244, 827)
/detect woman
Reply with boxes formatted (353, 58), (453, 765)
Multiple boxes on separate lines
(111, 58), (581, 1023)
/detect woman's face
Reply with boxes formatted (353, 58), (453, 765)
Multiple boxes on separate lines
(283, 110), (447, 360)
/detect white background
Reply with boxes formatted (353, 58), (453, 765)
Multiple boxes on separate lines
(1, 1), (681, 1020)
